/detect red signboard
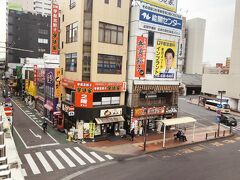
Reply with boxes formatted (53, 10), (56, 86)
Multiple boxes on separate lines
(34, 65), (37, 85)
(93, 82), (126, 92)
(135, 36), (147, 78)
(62, 78), (75, 90)
(75, 92), (93, 108)
(134, 107), (165, 117)
(51, 3), (59, 54)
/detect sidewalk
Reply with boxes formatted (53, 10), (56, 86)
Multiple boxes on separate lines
(83, 124), (232, 156)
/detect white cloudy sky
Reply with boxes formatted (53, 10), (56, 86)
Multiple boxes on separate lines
(0, 0), (6, 59)
(0, 0), (237, 65)
(177, 0), (236, 65)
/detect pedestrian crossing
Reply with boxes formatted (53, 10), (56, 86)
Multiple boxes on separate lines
(23, 146), (114, 176)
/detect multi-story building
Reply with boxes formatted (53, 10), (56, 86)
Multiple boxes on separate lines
(185, 18), (206, 74)
(60, 0), (130, 138)
(127, 0), (182, 134)
(8, 0), (52, 16)
(0, 0), (7, 71)
(202, 0), (240, 112)
(7, 9), (51, 63)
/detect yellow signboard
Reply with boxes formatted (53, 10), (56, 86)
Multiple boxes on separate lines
(27, 81), (37, 97)
(89, 123), (95, 139)
(142, 0), (177, 12)
(154, 39), (176, 79)
(54, 68), (61, 98)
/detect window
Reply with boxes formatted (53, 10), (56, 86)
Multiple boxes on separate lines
(66, 22), (78, 43)
(38, 48), (46, 52)
(38, 38), (48, 44)
(99, 22), (124, 45)
(65, 53), (77, 72)
(93, 92), (120, 106)
(69, 0), (76, 9)
(104, 0), (109, 4)
(38, 29), (48, 35)
(83, 55), (91, 74)
(97, 54), (122, 74)
(148, 31), (154, 47)
(62, 14), (64, 22)
(146, 60), (152, 74)
(62, 41), (64, 49)
(117, 0), (121, 7)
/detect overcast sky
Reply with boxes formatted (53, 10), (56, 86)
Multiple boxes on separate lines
(177, 0), (236, 65)
(0, 0), (237, 65)
(0, 0), (6, 59)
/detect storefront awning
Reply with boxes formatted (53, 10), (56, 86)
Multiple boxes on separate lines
(44, 104), (53, 111)
(95, 116), (125, 124)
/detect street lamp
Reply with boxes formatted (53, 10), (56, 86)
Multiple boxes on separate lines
(217, 91), (226, 136)
(143, 92), (149, 151)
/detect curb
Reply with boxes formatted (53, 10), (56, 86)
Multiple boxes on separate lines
(144, 133), (235, 154)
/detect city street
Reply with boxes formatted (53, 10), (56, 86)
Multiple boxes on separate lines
(72, 136), (240, 180)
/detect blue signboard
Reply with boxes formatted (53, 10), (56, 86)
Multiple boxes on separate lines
(139, 9), (182, 30)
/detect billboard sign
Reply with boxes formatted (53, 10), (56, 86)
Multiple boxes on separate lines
(54, 68), (61, 98)
(139, 3), (182, 36)
(154, 39), (177, 79)
(51, 3), (59, 54)
(141, 0), (177, 12)
(135, 36), (148, 78)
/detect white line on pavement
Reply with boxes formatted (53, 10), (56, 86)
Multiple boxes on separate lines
(74, 147), (96, 164)
(24, 154), (41, 175)
(35, 152), (53, 172)
(90, 152), (105, 162)
(65, 148), (86, 165)
(105, 155), (114, 160)
(46, 151), (65, 170)
(13, 126), (28, 149)
(11, 99), (59, 144)
(56, 149), (76, 168)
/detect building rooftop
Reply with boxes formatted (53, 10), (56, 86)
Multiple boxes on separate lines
(181, 74), (202, 86)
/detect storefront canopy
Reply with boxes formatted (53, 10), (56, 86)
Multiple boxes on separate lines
(95, 116), (125, 124)
(160, 117), (197, 148)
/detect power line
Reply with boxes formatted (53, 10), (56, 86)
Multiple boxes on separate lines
(0, 46), (34, 53)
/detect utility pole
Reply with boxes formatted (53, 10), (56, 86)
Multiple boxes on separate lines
(217, 91), (226, 136)
(143, 92), (148, 151)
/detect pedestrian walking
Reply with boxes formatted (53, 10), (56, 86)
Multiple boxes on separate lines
(130, 128), (135, 141)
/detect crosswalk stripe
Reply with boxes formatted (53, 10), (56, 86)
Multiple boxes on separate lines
(105, 155), (114, 160)
(65, 148), (86, 165)
(56, 149), (76, 168)
(74, 147), (96, 164)
(46, 151), (65, 170)
(90, 152), (105, 162)
(36, 152), (53, 172)
(24, 154), (41, 175)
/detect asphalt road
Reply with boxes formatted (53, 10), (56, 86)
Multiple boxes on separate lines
(70, 136), (240, 180)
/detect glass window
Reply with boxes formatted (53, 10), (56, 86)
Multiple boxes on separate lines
(148, 31), (154, 47)
(104, 0), (109, 4)
(117, 0), (121, 7)
(69, 0), (76, 9)
(66, 22), (78, 43)
(146, 60), (152, 74)
(99, 22), (124, 45)
(97, 54), (122, 74)
(65, 53), (77, 72)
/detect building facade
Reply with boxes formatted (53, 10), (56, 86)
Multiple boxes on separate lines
(127, 0), (181, 135)
(202, 0), (240, 112)
(7, 9), (50, 63)
(60, 0), (130, 138)
(185, 18), (206, 74)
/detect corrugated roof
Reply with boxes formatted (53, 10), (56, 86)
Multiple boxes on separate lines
(181, 74), (202, 86)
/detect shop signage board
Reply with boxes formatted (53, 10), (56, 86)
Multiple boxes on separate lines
(62, 79), (75, 90)
(54, 68), (61, 98)
(62, 104), (74, 113)
(139, 2), (182, 37)
(33, 65), (37, 85)
(134, 106), (165, 117)
(154, 39), (177, 79)
(89, 123), (95, 139)
(93, 82), (126, 92)
(141, 0), (178, 12)
(100, 108), (123, 117)
(75, 82), (93, 108)
(135, 36), (148, 78)
(51, 3), (59, 54)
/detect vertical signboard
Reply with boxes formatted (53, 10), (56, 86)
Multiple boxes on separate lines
(54, 68), (61, 98)
(33, 65), (37, 85)
(154, 39), (176, 79)
(135, 36), (148, 78)
(75, 82), (93, 108)
(51, 2), (59, 54)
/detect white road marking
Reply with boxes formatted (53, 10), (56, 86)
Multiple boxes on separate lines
(36, 152), (53, 172)
(90, 152), (105, 162)
(14, 127), (28, 149)
(56, 149), (76, 168)
(29, 129), (42, 139)
(105, 155), (114, 160)
(74, 147), (96, 164)
(24, 154), (40, 175)
(46, 151), (65, 170)
(21, 168), (27, 177)
(65, 148), (86, 165)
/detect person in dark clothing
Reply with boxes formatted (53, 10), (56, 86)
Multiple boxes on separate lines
(130, 128), (135, 141)
(42, 121), (48, 133)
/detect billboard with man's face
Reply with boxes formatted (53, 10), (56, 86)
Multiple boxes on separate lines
(154, 40), (177, 79)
